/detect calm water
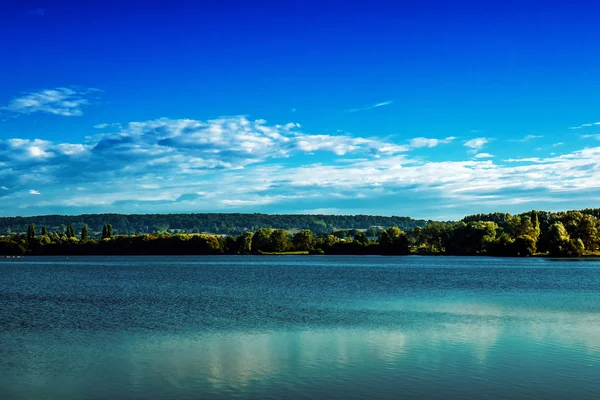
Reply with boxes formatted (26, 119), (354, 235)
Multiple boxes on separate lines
(1, 256), (600, 399)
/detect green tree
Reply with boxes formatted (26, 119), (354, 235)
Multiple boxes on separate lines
(66, 225), (75, 238)
(41, 226), (48, 236)
(107, 224), (113, 238)
(513, 235), (536, 256)
(27, 224), (36, 242)
(487, 232), (516, 256)
(573, 214), (599, 251)
(531, 211), (541, 240)
(417, 222), (450, 253)
(237, 232), (253, 254)
(379, 226), (410, 255)
(322, 234), (340, 248)
(564, 238), (585, 257)
(102, 224), (108, 239)
(547, 222), (584, 257)
(445, 221), (497, 255)
(269, 229), (289, 252)
(81, 225), (89, 242)
(292, 230), (315, 251)
(251, 228), (272, 253)
(354, 232), (369, 244)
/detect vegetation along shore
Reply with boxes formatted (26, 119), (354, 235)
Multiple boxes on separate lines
(1, 209), (599, 257)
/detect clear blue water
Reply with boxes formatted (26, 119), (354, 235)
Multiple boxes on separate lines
(1, 255), (600, 399)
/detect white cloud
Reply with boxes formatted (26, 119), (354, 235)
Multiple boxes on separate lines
(1, 186), (8, 190)
(2, 87), (97, 117)
(409, 136), (456, 148)
(297, 134), (407, 155)
(29, 190), (41, 195)
(464, 138), (488, 152)
(3, 114), (600, 218)
(345, 100), (394, 113)
(0, 115), (409, 200)
(510, 135), (544, 142)
(93, 122), (122, 129)
(473, 153), (494, 159)
(569, 121), (600, 130)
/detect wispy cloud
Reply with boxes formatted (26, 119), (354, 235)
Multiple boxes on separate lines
(464, 137), (488, 152)
(581, 134), (600, 140)
(569, 121), (600, 130)
(29, 190), (41, 195)
(345, 100), (394, 113)
(409, 136), (456, 148)
(509, 134), (544, 142)
(473, 153), (494, 159)
(93, 122), (122, 129)
(2, 87), (98, 117)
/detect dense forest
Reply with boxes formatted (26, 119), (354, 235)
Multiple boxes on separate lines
(0, 213), (430, 236)
(1, 209), (599, 257)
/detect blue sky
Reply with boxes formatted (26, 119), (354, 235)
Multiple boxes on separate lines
(2, 0), (600, 219)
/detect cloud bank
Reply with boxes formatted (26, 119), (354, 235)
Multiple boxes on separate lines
(1, 115), (599, 218)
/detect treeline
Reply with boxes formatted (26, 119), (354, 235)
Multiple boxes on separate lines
(1, 209), (599, 257)
(0, 213), (430, 236)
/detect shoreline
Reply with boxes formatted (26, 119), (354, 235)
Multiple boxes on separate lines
(4, 253), (600, 259)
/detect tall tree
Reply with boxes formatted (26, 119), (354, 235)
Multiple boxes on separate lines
(236, 232), (253, 254)
(41, 226), (48, 236)
(107, 224), (113, 238)
(81, 225), (89, 242)
(66, 225), (75, 238)
(573, 214), (599, 251)
(102, 224), (108, 239)
(27, 224), (36, 242)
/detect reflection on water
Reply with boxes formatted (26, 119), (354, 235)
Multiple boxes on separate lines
(1, 256), (600, 399)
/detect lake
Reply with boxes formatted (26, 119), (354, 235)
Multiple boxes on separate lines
(1, 255), (599, 399)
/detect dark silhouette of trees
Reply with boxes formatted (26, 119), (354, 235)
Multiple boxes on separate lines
(292, 230), (315, 251)
(81, 225), (89, 242)
(26, 224), (36, 242)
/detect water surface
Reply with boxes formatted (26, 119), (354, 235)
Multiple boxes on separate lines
(1, 256), (599, 399)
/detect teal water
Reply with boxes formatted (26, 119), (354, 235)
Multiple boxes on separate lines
(1, 256), (600, 399)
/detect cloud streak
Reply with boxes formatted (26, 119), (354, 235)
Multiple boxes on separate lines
(409, 137), (456, 149)
(569, 121), (600, 130)
(2, 87), (99, 117)
(344, 100), (394, 113)
(509, 135), (544, 142)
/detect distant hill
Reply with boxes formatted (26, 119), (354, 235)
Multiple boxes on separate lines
(0, 213), (432, 236)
